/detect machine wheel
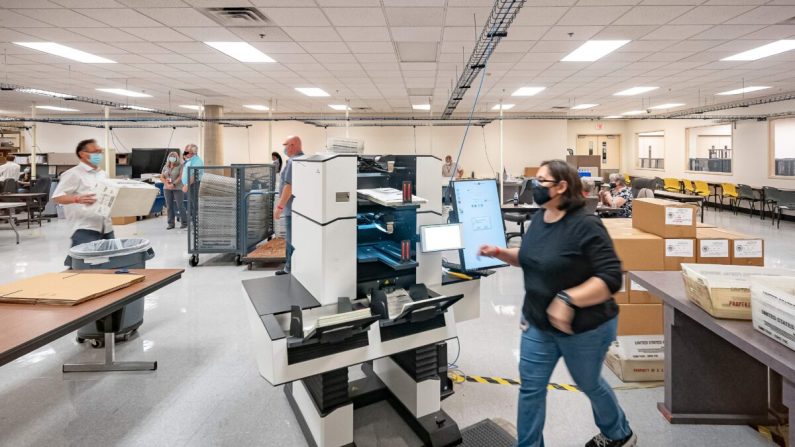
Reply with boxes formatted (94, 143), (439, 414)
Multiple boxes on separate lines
(76, 336), (85, 344)
(235, 254), (243, 266)
(121, 333), (132, 342)
(89, 339), (105, 349)
(189, 254), (199, 267)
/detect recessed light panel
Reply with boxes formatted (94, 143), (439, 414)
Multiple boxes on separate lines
(204, 42), (274, 62)
(295, 87), (330, 97)
(511, 87), (545, 97)
(96, 88), (151, 98)
(722, 40), (795, 61)
(716, 86), (770, 95)
(571, 103), (598, 110)
(14, 42), (115, 64)
(561, 40), (629, 62)
(614, 86), (658, 96)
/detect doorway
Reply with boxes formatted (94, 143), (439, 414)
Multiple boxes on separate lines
(575, 135), (621, 171)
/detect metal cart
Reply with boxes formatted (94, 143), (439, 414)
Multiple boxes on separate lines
(187, 164), (276, 266)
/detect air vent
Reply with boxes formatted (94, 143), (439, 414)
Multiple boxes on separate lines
(180, 88), (224, 97)
(551, 106), (568, 110)
(353, 107), (371, 111)
(201, 7), (271, 27)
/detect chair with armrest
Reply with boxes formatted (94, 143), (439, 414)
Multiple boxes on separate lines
(503, 179), (533, 242)
(29, 176), (52, 223)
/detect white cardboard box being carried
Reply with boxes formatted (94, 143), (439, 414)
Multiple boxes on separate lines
(87, 179), (158, 218)
(604, 335), (664, 382)
(751, 276), (795, 351)
(681, 264), (795, 320)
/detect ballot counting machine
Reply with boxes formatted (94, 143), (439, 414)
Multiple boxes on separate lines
(243, 153), (487, 447)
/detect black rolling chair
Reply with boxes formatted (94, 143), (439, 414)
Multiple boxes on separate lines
(504, 179), (534, 242)
(736, 184), (761, 218)
(1, 178), (17, 193)
(30, 176), (52, 223)
(584, 196), (599, 215)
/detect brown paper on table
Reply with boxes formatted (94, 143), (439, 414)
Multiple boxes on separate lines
(0, 272), (144, 306)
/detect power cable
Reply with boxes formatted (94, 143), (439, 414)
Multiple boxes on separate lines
(481, 124), (496, 176)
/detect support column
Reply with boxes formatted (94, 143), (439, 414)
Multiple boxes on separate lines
(203, 104), (223, 165)
(30, 105), (37, 180)
(104, 106), (111, 173)
(499, 101), (504, 204)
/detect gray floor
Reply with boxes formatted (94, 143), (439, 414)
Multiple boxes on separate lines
(0, 208), (791, 447)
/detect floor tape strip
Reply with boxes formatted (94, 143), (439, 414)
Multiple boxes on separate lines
(449, 373), (664, 392)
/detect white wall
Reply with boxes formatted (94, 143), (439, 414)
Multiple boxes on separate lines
(773, 118), (795, 159)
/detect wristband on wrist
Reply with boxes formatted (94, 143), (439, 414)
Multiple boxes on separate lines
(556, 291), (578, 309)
(277, 205), (284, 210)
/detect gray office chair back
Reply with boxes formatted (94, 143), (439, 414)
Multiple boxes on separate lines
(1, 178), (17, 193)
(763, 186), (781, 203)
(636, 188), (654, 199)
(584, 196), (599, 214)
(737, 184), (756, 200)
(517, 179), (534, 204)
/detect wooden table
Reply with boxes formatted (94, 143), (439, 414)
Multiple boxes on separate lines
(0, 192), (47, 228)
(0, 269), (183, 371)
(0, 202), (24, 244)
(652, 190), (706, 223)
(631, 271), (795, 445)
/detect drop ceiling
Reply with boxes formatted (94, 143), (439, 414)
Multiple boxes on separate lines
(1, 0), (795, 117)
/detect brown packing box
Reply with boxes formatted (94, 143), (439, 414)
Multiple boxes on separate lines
(617, 304), (663, 336)
(628, 278), (661, 304)
(614, 274), (629, 304)
(696, 228), (731, 265)
(610, 230), (665, 272)
(663, 238), (697, 271)
(712, 229), (764, 266)
(632, 198), (697, 238)
(604, 335), (665, 382)
(112, 216), (137, 225)
(697, 222), (716, 228)
(0, 272), (144, 306)
(523, 167), (539, 177)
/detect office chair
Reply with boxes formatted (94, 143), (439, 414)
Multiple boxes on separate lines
(504, 179), (533, 242)
(636, 188), (655, 199)
(30, 177), (52, 223)
(1, 178), (17, 193)
(584, 196), (599, 215)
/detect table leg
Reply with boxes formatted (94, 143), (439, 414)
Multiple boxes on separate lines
(784, 380), (795, 446)
(659, 304), (775, 425)
(63, 315), (156, 373)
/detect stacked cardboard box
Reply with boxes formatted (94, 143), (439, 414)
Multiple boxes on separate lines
(605, 335), (664, 382)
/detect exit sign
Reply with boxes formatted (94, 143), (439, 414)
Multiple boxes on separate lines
(596, 123), (603, 130)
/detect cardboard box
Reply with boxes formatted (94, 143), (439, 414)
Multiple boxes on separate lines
(617, 303), (663, 336)
(696, 228), (731, 265)
(697, 222), (716, 228)
(87, 179), (158, 218)
(615, 274), (629, 304)
(751, 276), (795, 351)
(610, 231), (665, 272)
(523, 167), (539, 177)
(605, 335), (664, 382)
(112, 216), (137, 226)
(664, 238), (696, 271)
(632, 198), (697, 239)
(712, 229), (765, 266)
(681, 264), (794, 319)
(0, 272), (144, 306)
(628, 278), (661, 304)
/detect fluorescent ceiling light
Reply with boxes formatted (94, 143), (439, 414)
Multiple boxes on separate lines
(35, 105), (79, 112)
(511, 87), (545, 97)
(179, 105), (202, 111)
(614, 86), (658, 96)
(492, 104), (515, 110)
(244, 104), (270, 111)
(717, 86), (770, 95)
(328, 104), (351, 111)
(621, 110), (645, 116)
(649, 103), (685, 110)
(571, 103), (598, 110)
(96, 88), (151, 98)
(16, 88), (74, 99)
(603, 115), (622, 119)
(412, 104), (431, 111)
(120, 105), (154, 112)
(204, 42), (274, 63)
(722, 40), (795, 61)
(14, 42), (115, 64)
(295, 87), (329, 97)
(561, 40), (630, 62)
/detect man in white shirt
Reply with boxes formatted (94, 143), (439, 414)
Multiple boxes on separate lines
(52, 139), (114, 264)
(0, 154), (21, 182)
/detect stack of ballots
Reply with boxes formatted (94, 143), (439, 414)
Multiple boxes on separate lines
(246, 191), (269, 243)
(198, 173), (237, 250)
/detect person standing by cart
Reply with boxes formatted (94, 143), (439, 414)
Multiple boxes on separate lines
(52, 139), (115, 265)
(161, 150), (188, 229)
(273, 136), (303, 276)
(181, 143), (203, 220)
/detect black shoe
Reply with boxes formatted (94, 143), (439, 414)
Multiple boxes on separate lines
(180, 223), (188, 229)
(166, 225), (175, 230)
(585, 431), (637, 447)
(275, 270), (289, 276)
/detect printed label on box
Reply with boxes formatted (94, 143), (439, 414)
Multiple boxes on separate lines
(630, 280), (648, 292)
(665, 239), (694, 257)
(665, 207), (693, 226)
(700, 239), (729, 258)
(735, 240), (763, 258)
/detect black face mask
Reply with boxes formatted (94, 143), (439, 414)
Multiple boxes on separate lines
(531, 179), (553, 205)
(609, 182), (617, 189)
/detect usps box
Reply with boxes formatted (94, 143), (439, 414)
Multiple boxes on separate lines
(604, 335), (664, 382)
(87, 179), (158, 218)
(681, 264), (795, 320)
(751, 276), (795, 351)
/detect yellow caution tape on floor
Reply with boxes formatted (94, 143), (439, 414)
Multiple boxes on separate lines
(449, 373), (664, 392)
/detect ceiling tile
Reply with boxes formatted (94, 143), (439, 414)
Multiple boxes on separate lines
(558, 6), (633, 26)
(443, 27), (481, 41)
(299, 42), (350, 53)
(347, 42), (395, 53)
(613, 5), (694, 25)
(642, 24), (712, 40)
(114, 42), (174, 53)
(119, 0), (188, 5)
(690, 24), (765, 39)
(391, 27), (442, 42)
(283, 27), (342, 42)
(156, 42), (216, 54)
(10, 27), (93, 42)
(316, 0), (381, 5)
(444, 7), (491, 26)
(137, 7), (219, 26)
(337, 27), (391, 42)
(671, 5), (756, 25)
(252, 42), (305, 53)
(67, 27), (144, 42)
(542, 26), (603, 40)
(11, 8), (106, 27)
(385, 8), (444, 27)
(259, 7), (331, 26)
(75, 8), (163, 27)
(324, 8), (387, 26)
(512, 7), (569, 26)
(177, 27), (241, 40)
(727, 6), (795, 24)
(737, 25), (795, 40)
(52, 0), (126, 5)
(230, 27), (293, 42)
(594, 25), (657, 40)
(506, 26), (550, 40)
(122, 27), (192, 42)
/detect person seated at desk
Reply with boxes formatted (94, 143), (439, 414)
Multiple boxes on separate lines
(581, 177), (595, 197)
(0, 154), (21, 182)
(599, 174), (633, 218)
(442, 155), (463, 179)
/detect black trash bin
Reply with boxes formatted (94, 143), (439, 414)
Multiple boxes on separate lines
(69, 239), (155, 348)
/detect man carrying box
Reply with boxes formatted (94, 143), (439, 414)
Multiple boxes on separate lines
(52, 139), (114, 265)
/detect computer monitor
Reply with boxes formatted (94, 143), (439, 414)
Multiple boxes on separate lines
(450, 179), (508, 271)
(420, 223), (464, 253)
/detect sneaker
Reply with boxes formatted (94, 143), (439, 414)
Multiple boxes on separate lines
(166, 225), (175, 230)
(585, 431), (637, 447)
(275, 270), (289, 276)
(180, 224), (188, 229)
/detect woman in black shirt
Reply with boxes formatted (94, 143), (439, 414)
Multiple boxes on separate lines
(479, 160), (636, 447)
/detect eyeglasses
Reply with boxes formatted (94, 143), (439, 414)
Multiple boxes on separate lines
(533, 177), (559, 185)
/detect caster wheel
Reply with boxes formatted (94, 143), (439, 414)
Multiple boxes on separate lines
(76, 337), (85, 344)
(235, 255), (242, 266)
(89, 339), (105, 349)
(121, 333), (132, 342)
(189, 255), (199, 267)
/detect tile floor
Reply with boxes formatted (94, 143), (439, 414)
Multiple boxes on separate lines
(0, 209), (791, 447)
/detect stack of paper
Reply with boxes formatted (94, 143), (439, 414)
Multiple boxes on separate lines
(198, 173), (237, 249)
(357, 188), (428, 207)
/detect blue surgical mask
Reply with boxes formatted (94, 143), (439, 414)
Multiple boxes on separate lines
(89, 153), (103, 166)
(168, 156), (177, 163)
(283, 146), (289, 156)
